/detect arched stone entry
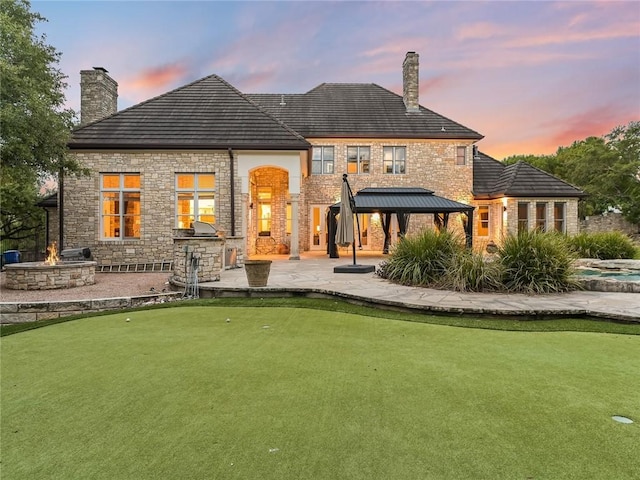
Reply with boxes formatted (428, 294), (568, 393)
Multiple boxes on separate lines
(248, 166), (291, 256)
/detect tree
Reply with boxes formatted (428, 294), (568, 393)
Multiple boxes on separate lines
(0, 0), (81, 245)
(555, 122), (640, 224)
(502, 122), (640, 225)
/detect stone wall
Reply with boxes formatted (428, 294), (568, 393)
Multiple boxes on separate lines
(172, 237), (224, 284)
(65, 150), (241, 265)
(80, 68), (118, 125)
(301, 138), (475, 251)
(580, 212), (639, 235)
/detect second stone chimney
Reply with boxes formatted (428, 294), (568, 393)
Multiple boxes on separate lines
(402, 52), (419, 113)
(80, 67), (118, 125)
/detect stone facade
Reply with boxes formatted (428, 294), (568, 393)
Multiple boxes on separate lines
(172, 237), (224, 284)
(580, 212), (639, 235)
(64, 150), (241, 265)
(4, 262), (96, 290)
(80, 68), (117, 125)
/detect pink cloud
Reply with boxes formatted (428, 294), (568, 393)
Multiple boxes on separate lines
(127, 62), (190, 91)
(455, 22), (505, 41)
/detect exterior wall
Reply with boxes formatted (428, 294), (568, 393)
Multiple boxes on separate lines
(502, 197), (580, 238)
(302, 138), (475, 251)
(64, 150), (241, 265)
(580, 212), (639, 235)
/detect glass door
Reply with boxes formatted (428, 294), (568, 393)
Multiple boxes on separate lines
(310, 205), (329, 251)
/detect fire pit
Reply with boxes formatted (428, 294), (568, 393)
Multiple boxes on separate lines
(3, 242), (96, 290)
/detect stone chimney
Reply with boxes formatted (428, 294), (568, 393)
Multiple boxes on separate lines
(80, 67), (118, 125)
(402, 52), (420, 113)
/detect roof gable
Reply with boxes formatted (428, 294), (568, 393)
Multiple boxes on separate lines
(249, 83), (483, 140)
(69, 75), (310, 150)
(473, 152), (586, 198)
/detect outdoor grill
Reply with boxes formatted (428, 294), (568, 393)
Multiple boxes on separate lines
(60, 247), (92, 261)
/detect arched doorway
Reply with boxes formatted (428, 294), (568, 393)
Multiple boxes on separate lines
(248, 167), (291, 255)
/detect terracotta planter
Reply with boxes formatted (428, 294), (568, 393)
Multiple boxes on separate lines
(244, 260), (272, 287)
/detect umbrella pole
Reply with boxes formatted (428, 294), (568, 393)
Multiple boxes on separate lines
(345, 175), (358, 266)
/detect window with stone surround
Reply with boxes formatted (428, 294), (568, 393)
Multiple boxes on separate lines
(312, 146), (334, 174)
(535, 202), (547, 232)
(101, 173), (141, 240)
(477, 205), (489, 237)
(554, 202), (566, 233)
(456, 146), (467, 165)
(175, 173), (215, 229)
(347, 146), (370, 174)
(383, 146), (406, 174)
(517, 202), (529, 233)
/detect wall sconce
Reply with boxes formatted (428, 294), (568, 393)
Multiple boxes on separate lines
(503, 206), (507, 212)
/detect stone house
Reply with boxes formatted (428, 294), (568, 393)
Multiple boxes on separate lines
(54, 52), (584, 269)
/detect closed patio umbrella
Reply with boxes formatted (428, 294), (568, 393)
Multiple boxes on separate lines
(335, 174), (355, 248)
(333, 174), (375, 273)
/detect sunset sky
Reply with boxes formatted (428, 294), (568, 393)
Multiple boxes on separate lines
(32, 0), (640, 160)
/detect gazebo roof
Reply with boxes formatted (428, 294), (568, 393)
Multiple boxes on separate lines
(331, 187), (474, 214)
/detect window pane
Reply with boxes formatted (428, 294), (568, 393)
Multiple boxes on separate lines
(197, 195), (215, 223)
(325, 161), (334, 174)
(124, 174), (140, 189)
(396, 147), (406, 161)
(383, 147), (393, 161)
(103, 216), (120, 238)
(347, 162), (358, 174)
(456, 146), (466, 165)
(102, 193), (119, 214)
(347, 147), (358, 161)
(177, 174), (195, 189)
(518, 203), (528, 233)
(311, 160), (322, 174)
(102, 175), (120, 189)
(312, 147), (322, 161)
(198, 174), (215, 189)
(323, 147), (334, 161)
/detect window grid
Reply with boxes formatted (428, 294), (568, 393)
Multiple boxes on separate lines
(477, 205), (489, 236)
(175, 173), (216, 229)
(101, 173), (141, 240)
(536, 202), (547, 232)
(456, 146), (467, 165)
(347, 146), (371, 174)
(312, 146), (334, 174)
(517, 202), (529, 233)
(554, 202), (566, 233)
(383, 146), (406, 174)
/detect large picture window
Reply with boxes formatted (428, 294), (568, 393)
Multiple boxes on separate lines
(101, 173), (141, 240)
(383, 146), (406, 174)
(176, 173), (215, 229)
(312, 146), (334, 174)
(347, 146), (370, 174)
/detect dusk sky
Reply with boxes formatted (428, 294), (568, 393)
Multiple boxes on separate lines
(32, 0), (640, 160)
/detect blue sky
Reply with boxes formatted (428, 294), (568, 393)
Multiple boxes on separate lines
(32, 0), (640, 159)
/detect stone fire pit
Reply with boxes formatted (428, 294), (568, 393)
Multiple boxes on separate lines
(3, 261), (97, 290)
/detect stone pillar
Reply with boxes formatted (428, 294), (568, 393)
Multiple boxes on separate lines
(289, 193), (300, 260)
(402, 52), (419, 113)
(80, 67), (118, 125)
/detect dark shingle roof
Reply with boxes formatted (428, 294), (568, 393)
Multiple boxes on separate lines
(331, 187), (474, 213)
(473, 152), (586, 198)
(249, 83), (483, 140)
(69, 75), (310, 150)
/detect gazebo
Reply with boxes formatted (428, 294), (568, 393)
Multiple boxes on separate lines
(328, 187), (475, 258)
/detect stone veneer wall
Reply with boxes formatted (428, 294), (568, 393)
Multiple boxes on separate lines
(65, 150), (242, 265)
(580, 212), (639, 235)
(503, 198), (580, 238)
(4, 262), (96, 290)
(301, 138), (475, 251)
(172, 237), (224, 283)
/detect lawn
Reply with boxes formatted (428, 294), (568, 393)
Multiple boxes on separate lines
(2, 305), (639, 479)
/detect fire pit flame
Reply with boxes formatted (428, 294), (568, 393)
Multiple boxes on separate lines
(45, 241), (60, 266)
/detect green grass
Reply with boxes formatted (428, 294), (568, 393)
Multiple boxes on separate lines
(2, 305), (639, 479)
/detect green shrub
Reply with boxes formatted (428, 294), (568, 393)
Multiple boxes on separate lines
(499, 231), (578, 294)
(378, 229), (464, 286)
(442, 250), (503, 292)
(567, 231), (637, 259)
